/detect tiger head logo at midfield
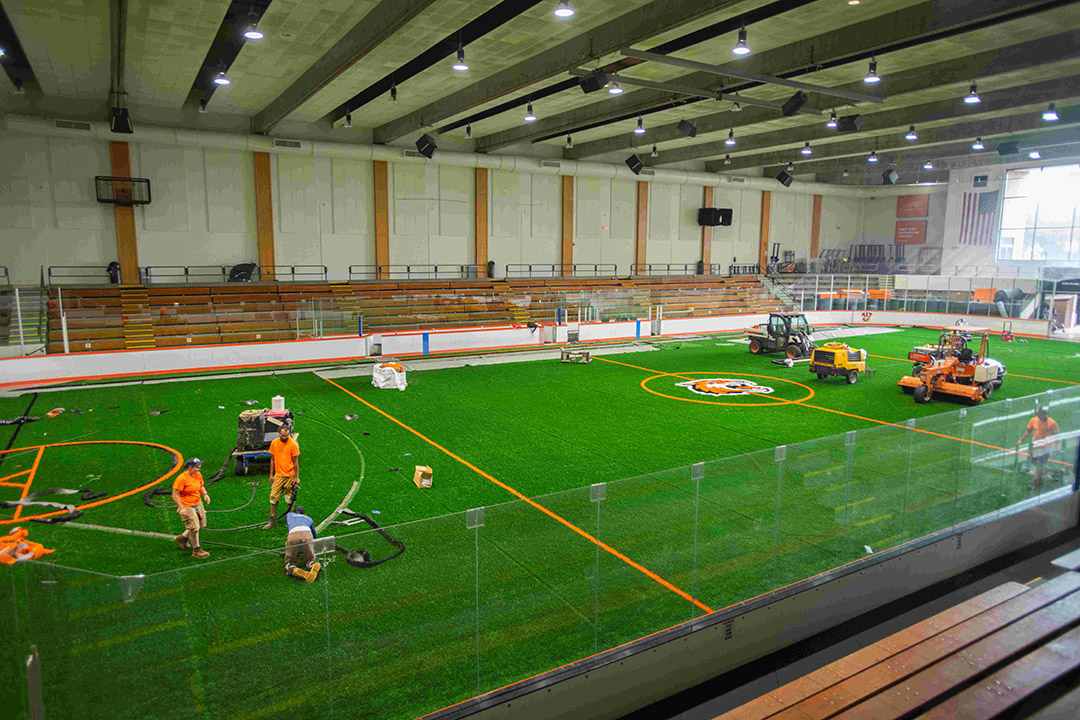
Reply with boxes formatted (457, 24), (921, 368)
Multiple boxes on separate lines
(676, 379), (775, 397)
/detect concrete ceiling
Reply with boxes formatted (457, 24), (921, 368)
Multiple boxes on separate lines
(1, 0), (1078, 184)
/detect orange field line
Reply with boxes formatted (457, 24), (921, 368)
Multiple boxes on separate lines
(12, 447), (45, 520)
(867, 353), (1078, 385)
(320, 375), (713, 614)
(0, 469), (32, 485)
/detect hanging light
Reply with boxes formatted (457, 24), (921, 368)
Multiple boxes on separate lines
(344, 112), (352, 128)
(213, 69), (231, 86)
(1029, 150), (1042, 160)
(842, 169), (850, 177)
(725, 129), (736, 146)
(554, 1), (575, 18)
(801, 142), (812, 156)
(867, 151), (878, 163)
(1043, 103), (1059, 122)
(0, 46), (6, 57)
(864, 59), (881, 84)
(786, 162), (795, 172)
(923, 160), (934, 170)
(466, 124), (472, 138)
(608, 81), (623, 95)
(905, 125), (918, 141)
(452, 46), (469, 72)
(566, 135), (573, 149)
(732, 27), (751, 56)
(634, 117), (645, 135)
(964, 83), (981, 104)
(732, 101), (742, 112)
(826, 110), (838, 129)
(243, 21), (264, 40)
(724, 155), (731, 165)
(651, 144), (659, 158)
(524, 102), (536, 122)
(972, 137), (984, 150)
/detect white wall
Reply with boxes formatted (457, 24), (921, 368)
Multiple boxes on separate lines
(819, 191), (946, 272)
(387, 162), (472, 274)
(487, 170), (559, 274)
(572, 177), (635, 271)
(768, 191), (814, 261)
(709, 186), (762, 270)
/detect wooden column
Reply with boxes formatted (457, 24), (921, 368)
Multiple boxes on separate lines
(809, 193), (823, 259)
(561, 175), (574, 277)
(758, 190), (771, 272)
(634, 181), (649, 272)
(475, 167), (489, 276)
(701, 186), (714, 274)
(373, 160), (389, 279)
(108, 141), (140, 284)
(253, 152), (275, 280)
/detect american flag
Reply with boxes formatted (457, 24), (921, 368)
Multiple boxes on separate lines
(959, 190), (999, 245)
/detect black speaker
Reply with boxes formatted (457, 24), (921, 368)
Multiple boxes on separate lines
(781, 91), (808, 117)
(697, 208), (734, 226)
(416, 133), (437, 158)
(775, 170), (793, 187)
(836, 114), (863, 133)
(110, 107), (133, 134)
(625, 154), (644, 175)
(998, 141), (1020, 156)
(883, 169), (899, 185)
(579, 69), (608, 94)
(677, 119), (697, 138)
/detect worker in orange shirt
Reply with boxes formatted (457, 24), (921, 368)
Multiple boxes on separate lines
(1017, 406), (1060, 490)
(263, 424), (300, 529)
(173, 458), (211, 559)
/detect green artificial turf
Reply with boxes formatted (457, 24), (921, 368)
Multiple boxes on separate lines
(1, 327), (1078, 720)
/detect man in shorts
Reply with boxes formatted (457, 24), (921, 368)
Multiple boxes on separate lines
(283, 505), (321, 582)
(173, 458), (211, 559)
(1017, 406), (1060, 490)
(263, 424), (300, 529)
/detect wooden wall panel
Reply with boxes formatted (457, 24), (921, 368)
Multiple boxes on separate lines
(108, 141), (139, 284)
(635, 181), (648, 270)
(701, 185), (713, 273)
(810, 193), (823, 259)
(253, 152), (275, 280)
(561, 175), (573, 276)
(475, 167), (488, 275)
(374, 160), (389, 279)
(758, 190), (771, 272)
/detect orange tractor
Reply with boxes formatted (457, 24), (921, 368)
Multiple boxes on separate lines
(898, 327), (1005, 405)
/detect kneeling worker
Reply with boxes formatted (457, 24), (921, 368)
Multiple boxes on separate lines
(173, 458), (211, 559)
(284, 505), (321, 582)
(264, 424), (300, 529)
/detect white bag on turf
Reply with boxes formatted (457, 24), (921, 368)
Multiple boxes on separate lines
(372, 362), (407, 391)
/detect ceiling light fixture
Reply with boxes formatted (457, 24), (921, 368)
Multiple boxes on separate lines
(1029, 150), (1042, 159)
(905, 125), (918, 141)
(724, 155), (731, 165)
(566, 135), (573, 149)
(243, 21), (264, 40)
(786, 162), (795, 172)
(826, 110), (838, 129)
(848, 0), (860, 4)
(452, 46), (468, 72)
(972, 137), (984, 150)
(608, 81), (623, 95)
(524, 102), (536, 122)
(732, 26), (751, 56)
(842, 169), (850, 177)
(864, 59), (881, 84)
(867, 151), (878, 163)
(213, 69), (230, 86)
(801, 142), (812, 156)
(651, 144), (659, 158)
(725, 129), (736, 146)
(390, 83), (398, 103)
(0, 46), (6, 57)
(923, 160), (934, 170)
(198, 99), (207, 113)
(554, 0), (575, 18)
(732, 101), (742, 112)
(1043, 102), (1059, 122)
(344, 112), (352, 128)
(964, 83), (981, 104)
(634, 117), (645, 135)
(466, 124), (472, 138)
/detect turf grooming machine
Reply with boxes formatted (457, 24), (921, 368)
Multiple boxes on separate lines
(234, 395), (295, 476)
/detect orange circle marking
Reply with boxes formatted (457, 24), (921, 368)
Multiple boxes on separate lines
(640, 371), (816, 407)
(0, 440), (183, 525)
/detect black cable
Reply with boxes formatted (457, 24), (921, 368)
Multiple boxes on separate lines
(0, 391), (38, 473)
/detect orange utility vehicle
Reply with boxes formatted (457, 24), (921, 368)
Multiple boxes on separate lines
(898, 327), (1005, 405)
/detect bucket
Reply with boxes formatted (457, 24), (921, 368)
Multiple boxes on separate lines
(272, 395), (285, 412)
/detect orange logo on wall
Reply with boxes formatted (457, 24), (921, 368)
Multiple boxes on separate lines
(676, 379), (775, 397)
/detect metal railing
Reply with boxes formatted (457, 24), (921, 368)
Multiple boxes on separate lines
(47, 266), (117, 285)
(504, 264), (618, 278)
(629, 263), (726, 276)
(142, 265), (327, 284)
(729, 263), (761, 276)
(348, 265), (486, 281)
(0, 266), (9, 285)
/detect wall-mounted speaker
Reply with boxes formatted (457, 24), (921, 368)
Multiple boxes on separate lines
(775, 170), (794, 187)
(579, 69), (608, 94)
(781, 91), (808, 117)
(415, 133), (437, 158)
(625, 154), (644, 175)
(697, 208), (734, 226)
(836, 114), (863, 133)
(676, 119), (698, 138)
(883, 169), (899, 185)
(998, 141), (1020, 156)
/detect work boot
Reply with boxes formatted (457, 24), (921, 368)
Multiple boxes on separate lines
(175, 534), (189, 549)
(263, 513), (277, 530)
(191, 548), (210, 559)
(306, 561), (321, 583)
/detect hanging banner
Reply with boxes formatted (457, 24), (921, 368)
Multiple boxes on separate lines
(896, 195), (930, 218)
(895, 220), (927, 244)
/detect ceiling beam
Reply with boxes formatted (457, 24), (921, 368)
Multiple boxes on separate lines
(476, 0), (1073, 153)
(619, 47), (883, 105)
(252, 0), (439, 134)
(571, 30), (1080, 160)
(704, 99), (1080, 172)
(657, 75), (1080, 168)
(371, 0), (748, 144)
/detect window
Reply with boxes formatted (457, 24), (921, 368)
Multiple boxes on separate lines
(998, 165), (1080, 261)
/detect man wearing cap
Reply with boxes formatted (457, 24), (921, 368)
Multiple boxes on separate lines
(263, 424), (300, 529)
(283, 505), (321, 582)
(173, 458), (211, 559)
(1017, 406), (1060, 490)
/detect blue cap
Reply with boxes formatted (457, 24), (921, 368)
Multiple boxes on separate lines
(185, 458), (203, 468)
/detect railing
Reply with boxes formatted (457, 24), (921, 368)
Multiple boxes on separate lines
(47, 265), (116, 285)
(629, 263), (726, 276)
(504, 264), (618, 278)
(142, 265), (327, 284)
(0, 266), (8, 285)
(729, 263), (760, 276)
(348, 265), (486, 281)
